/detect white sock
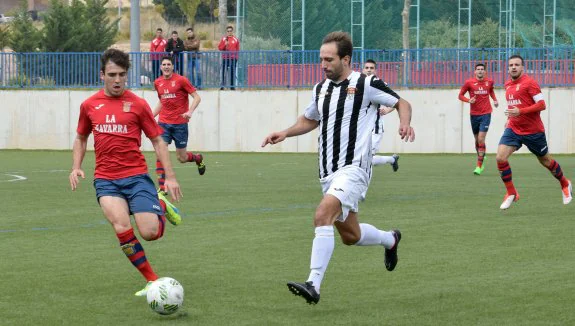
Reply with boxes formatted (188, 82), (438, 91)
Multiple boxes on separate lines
(355, 223), (396, 249)
(306, 225), (334, 293)
(373, 155), (395, 166)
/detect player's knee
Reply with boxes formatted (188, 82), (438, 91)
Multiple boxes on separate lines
(177, 155), (187, 163)
(340, 233), (360, 246)
(111, 222), (132, 235)
(139, 227), (159, 241)
(495, 154), (507, 163)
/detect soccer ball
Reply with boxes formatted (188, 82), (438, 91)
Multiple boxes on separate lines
(146, 277), (184, 315)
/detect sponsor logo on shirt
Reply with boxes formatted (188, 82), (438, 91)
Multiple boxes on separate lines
(94, 104), (104, 110)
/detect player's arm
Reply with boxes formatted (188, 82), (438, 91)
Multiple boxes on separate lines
(150, 135), (182, 201)
(70, 133), (88, 191)
(261, 115), (318, 147)
(152, 101), (162, 117)
(489, 83), (499, 107)
(393, 98), (415, 142)
(379, 105), (396, 115)
(458, 83), (474, 103)
(183, 91), (201, 120)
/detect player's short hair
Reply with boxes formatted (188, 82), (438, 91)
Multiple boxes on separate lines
(161, 55), (174, 64)
(171, 31), (178, 35)
(227, 25), (234, 31)
(186, 27), (193, 32)
(156, 28), (163, 32)
(474, 63), (485, 69)
(322, 31), (353, 59)
(100, 49), (130, 73)
(508, 54), (524, 65)
(365, 59), (376, 66)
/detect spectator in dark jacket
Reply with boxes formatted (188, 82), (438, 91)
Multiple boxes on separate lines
(166, 31), (185, 75)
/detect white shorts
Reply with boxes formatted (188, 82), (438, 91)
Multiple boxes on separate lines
(371, 132), (383, 155)
(320, 166), (369, 222)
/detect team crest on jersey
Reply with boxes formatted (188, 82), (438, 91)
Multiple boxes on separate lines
(123, 101), (132, 112)
(346, 87), (356, 100)
(516, 84), (521, 91)
(171, 81), (176, 87)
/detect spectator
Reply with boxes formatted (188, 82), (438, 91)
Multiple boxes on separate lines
(166, 31), (185, 75)
(149, 28), (167, 78)
(183, 27), (202, 89)
(218, 25), (240, 90)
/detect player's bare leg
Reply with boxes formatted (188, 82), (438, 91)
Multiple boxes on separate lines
(536, 153), (572, 205)
(176, 147), (206, 175)
(496, 145), (519, 209)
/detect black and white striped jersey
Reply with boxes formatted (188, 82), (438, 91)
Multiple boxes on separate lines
(304, 71), (400, 178)
(373, 107), (384, 135)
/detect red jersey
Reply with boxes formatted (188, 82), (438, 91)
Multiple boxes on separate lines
(504, 74), (545, 135)
(458, 77), (497, 115)
(150, 37), (167, 60)
(77, 90), (163, 180)
(217, 35), (240, 59)
(154, 73), (196, 124)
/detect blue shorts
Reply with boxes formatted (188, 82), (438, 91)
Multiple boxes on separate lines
(93, 174), (163, 215)
(159, 123), (188, 149)
(499, 128), (549, 157)
(470, 114), (491, 134)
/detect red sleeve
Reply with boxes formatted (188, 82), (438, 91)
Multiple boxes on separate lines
(458, 82), (470, 102)
(138, 100), (163, 139)
(519, 100), (546, 114)
(489, 82), (497, 101)
(76, 103), (92, 135)
(235, 37), (240, 51)
(182, 76), (196, 94)
(218, 38), (226, 51)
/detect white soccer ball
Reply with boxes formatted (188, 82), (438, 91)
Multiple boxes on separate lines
(146, 277), (184, 315)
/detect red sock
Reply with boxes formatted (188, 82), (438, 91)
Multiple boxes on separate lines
(547, 160), (569, 188)
(497, 161), (517, 195)
(477, 143), (486, 167)
(116, 229), (158, 282)
(155, 159), (165, 192)
(152, 201), (167, 240)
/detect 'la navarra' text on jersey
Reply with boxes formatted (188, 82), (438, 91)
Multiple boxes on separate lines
(304, 71), (400, 178)
(504, 74), (545, 135)
(77, 90), (163, 180)
(154, 73), (196, 124)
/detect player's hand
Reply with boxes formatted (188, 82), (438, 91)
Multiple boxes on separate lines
(493, 101), (499, 108)
(181, 111), (192, 120)
(379, 107), (389, 115)
(505, 106), (520, 117)
(261, 131), (287, 147)
(469, 96), (476, 104)
(164, 178), (183, 202)
(69, 168), (85, 191)
(398, 124), (415, 142)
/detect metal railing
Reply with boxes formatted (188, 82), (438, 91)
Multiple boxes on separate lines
(0, 47), (573, 89)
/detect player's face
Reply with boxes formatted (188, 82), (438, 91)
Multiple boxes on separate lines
(363, 63), (376, 76)
(508, 58), (523, 79)
(161, 59), (174, 77)
(171, 33), (178, 41)
(156, 30), (162, 38)
(320, 42), (349, 81)
(474, 66), (485, 79)
(100, 61), (127, 97)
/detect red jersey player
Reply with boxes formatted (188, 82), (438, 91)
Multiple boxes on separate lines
(153, 56), (205, 194)
(458, 63), (498, 175)
(69, 49), (183, 296)
(496, 54), (572, 209)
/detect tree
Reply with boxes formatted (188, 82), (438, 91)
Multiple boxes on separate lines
(84, 0), (119, 51)
(175, 0), (202, 25)
(42, 0), (84, 52)
(153, 0), (187, 25)
(8, 0), (41, 52)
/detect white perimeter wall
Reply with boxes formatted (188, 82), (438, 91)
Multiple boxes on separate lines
(1, 88), (574, 153)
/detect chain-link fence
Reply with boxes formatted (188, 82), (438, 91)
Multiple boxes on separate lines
(240, 0), (575, 50)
